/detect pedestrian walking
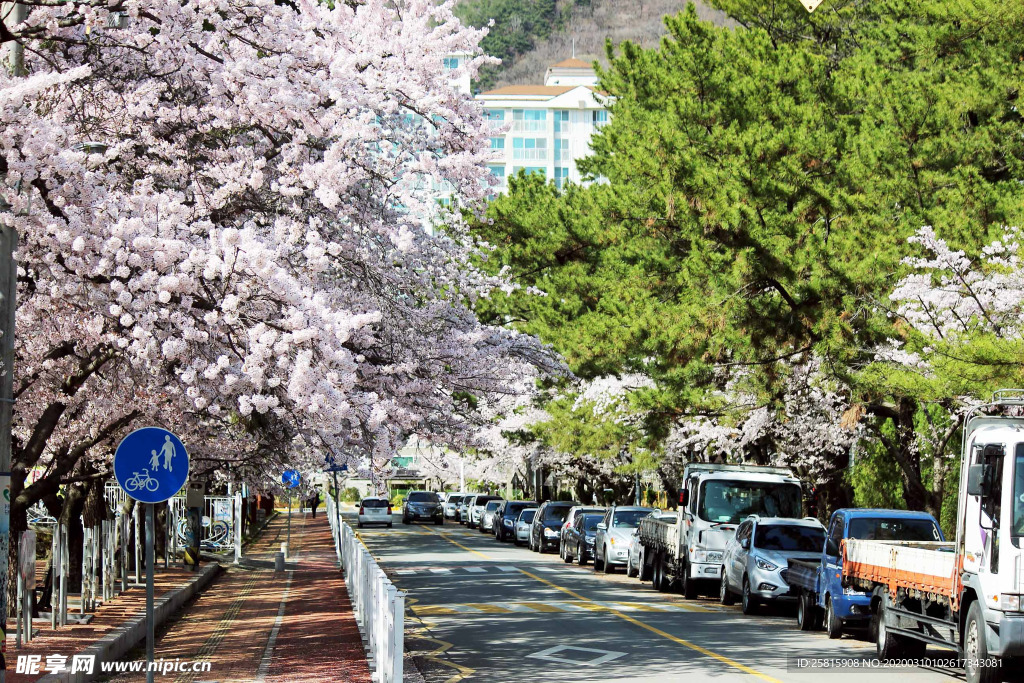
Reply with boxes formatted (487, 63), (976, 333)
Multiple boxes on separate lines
(309, 490), (321, 518)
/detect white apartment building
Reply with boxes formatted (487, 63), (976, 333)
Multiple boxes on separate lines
(474, 58), (609, 191)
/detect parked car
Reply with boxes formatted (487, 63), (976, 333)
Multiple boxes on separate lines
(479, 500), (503, 533)
(456, 493), (478, 524)
(514, 508), (537, 546)
(357, 496), (393, 529)
(443, 493), (467, 520)
(402, 491), (443, 525)
(494, 500), (537, 542)
(594, 506), (654, 573)
(529, 501), (579, 553)
(559, 506), (605, 560)
(563, 513), (604, 565)
(720, 516), (825, 614)
(467, 494), (502, 529)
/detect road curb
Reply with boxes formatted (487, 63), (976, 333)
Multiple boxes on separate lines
(37, 563), (222, 683)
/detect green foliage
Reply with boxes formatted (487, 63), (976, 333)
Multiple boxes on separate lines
(456, 0), (559, 89)
(471, 0), (1024, 514)
(847, 437), (904, 511)
(339, 486), (362, 503)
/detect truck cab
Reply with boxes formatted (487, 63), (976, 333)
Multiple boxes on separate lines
(677, 464), (802, 598)
(958, 421), (1024, 666)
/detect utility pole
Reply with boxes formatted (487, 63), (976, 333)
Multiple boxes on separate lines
(0, 4), (25, 678)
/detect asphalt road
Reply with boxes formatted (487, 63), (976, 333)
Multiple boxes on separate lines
(353, 514), (972, 683)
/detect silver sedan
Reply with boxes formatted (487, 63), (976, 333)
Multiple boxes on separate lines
(514, 508), (537, 546)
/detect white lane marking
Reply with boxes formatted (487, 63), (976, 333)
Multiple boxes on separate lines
(527, 645), (626, 666)
(254, 570), (292, 682)
(465, 567), (487, 573)
(498, 566), (518, 572)
(532, 566), (562, 573)
(429, 568), (452, 574)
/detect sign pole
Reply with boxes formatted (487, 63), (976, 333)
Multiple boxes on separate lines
(287, 495), (291, 551)
(145, 503), (155, 683)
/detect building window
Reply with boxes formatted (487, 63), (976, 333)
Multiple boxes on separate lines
(512, 137), (547, 161)
(486, 109), (505, 121)
(488, 165), (506, 179)
(554, 110), (570, 134)
(592, 110), (609, 126)
(513, 166), (546, 178)
(554, 139), (569, 162)
(555, 167), (569, 189)
(443, 57), (460, 70)
(513, 109), (546, 133)
(490, 137), (505, 150)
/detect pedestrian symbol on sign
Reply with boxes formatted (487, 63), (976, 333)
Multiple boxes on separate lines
(114, 428), (189, 504)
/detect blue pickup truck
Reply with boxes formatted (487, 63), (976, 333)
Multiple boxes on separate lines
(788, 508), (944, 638)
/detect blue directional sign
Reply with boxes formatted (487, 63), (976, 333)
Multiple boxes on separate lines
(113, 428), (189, 503)
(282, 470), (301, 489)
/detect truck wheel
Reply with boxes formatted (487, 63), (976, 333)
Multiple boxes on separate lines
(797, 591), (816, 630)
(875, 597), (904, 658)
(639, 549), (653, 582)
(719, 570), (735, 606)
(825, 596), (843, 639)
(741, 576), (758, 615)
(681, 562), (698, 600)
(964, 601), (1001, 683)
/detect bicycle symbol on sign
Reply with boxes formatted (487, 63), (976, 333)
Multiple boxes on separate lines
(124, 469), (160, 493)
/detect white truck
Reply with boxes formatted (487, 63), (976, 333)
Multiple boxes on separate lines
(637, 463), (802, 598)
(843, 390), (1024, 683)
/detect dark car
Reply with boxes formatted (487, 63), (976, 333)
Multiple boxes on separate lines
(529, 501), (579, 553)
(559, 506), (605, 561)
(563, 513), (603, 565)
(494, 500), (537, 542)
(402, 491), (443, 525)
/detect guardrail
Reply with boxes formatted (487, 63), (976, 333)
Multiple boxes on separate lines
(328, 496), (405, 683)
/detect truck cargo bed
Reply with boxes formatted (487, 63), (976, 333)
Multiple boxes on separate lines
(844, 539), (956, 597)
(787, 558), (821, 592)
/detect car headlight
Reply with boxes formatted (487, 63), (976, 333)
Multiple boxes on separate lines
(1001, 594), (1023, 612)
(504, 519), (513, 527)
(705, 551), (723, 563)
(755, 558), (778, 572)
(544, 528), (558, 538)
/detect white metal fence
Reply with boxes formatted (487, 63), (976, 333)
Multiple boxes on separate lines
(328, 496), (404, 683)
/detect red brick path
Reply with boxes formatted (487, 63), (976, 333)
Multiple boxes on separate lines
(7, 565), (213, 682)
(109, 512), (371, 683)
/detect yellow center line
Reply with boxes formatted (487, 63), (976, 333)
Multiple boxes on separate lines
(518, 568), (781, 683)
(421, 527), (493, 559)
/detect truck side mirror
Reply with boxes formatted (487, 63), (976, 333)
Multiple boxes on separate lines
(967, 464), (989, 497)
(679, 490), (688, 507)
(740, 538), (750, 550)
(597, 522), (607, 531)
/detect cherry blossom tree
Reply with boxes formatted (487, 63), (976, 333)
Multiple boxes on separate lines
(0, 0), (557, 542)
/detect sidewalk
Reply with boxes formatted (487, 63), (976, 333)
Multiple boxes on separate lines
(108, 511), (371, 682)
(8, 564), (218, 683)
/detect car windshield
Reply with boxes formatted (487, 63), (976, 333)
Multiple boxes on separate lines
(611, 509), (653, 528)
(698, 481), (801, 524)
(506, 503), (533, 516)
(754, 524), (824, 552)
(361, 499), (389, 508)
(447, 495), (463, 505)
(543, 506), (572, 522)
(408, 492), (437, 503)
(519, 510), (536, 523)
(847, 517), (941, 541)
(485, 501), (501, 512)
(582, 514), (603, 532)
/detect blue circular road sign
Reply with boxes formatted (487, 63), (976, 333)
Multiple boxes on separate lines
(282, 470), (301, 489)
(113, 427), (189, 503)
